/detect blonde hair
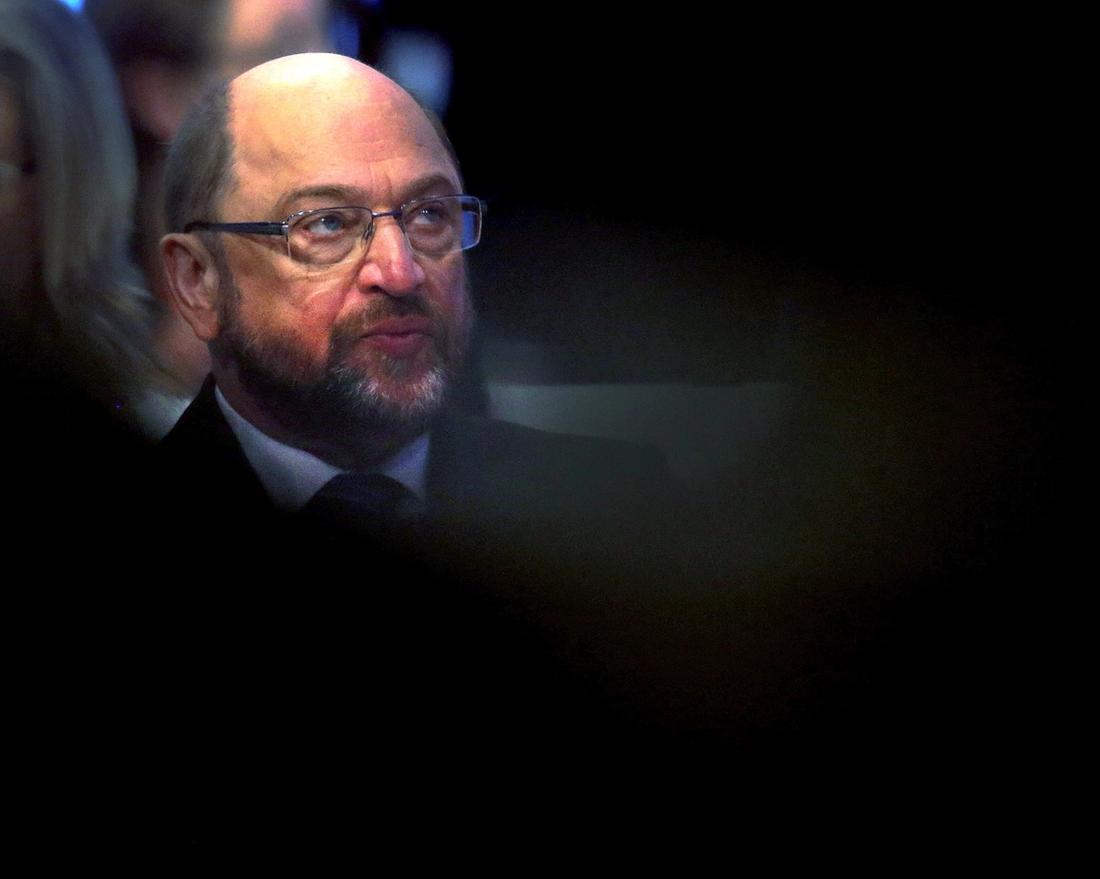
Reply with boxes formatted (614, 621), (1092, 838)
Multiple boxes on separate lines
(0, 0), (161, 398)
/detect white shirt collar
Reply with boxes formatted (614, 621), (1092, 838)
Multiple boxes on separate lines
(214, 385), (430, 512)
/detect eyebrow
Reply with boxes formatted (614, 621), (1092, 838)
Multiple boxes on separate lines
(273, 174), (462, 216)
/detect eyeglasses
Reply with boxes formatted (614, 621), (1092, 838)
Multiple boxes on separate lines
(184, 195), (485, 266)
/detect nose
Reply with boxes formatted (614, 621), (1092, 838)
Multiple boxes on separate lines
(355, 213), (426, 296)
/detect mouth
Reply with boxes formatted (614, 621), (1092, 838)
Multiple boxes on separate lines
(360, 317), (434, 358)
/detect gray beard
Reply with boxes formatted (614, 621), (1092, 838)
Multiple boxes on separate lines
(213, 283), (469, 466)
(309, 356), (449, 439)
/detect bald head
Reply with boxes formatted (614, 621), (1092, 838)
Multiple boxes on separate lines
(231, 53), (423, 151)
(232, 51), (410, 117)
(164, 53), (459, 233)
(160, 52), (477, 465)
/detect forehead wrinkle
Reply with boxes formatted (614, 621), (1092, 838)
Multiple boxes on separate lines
(232, 104), (452, 204)
(275, 173), (461, 214)
(273, 185), (359, 215)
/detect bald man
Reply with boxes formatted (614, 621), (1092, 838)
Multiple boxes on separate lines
(119, 60), (795, 815)
(162, 55), (471, 471)
(147, 55), (704, 775)
(157, 54), (678, 583)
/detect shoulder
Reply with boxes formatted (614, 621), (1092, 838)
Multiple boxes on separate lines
(154, 375), (271, 514)
(158, 375), (227, 456)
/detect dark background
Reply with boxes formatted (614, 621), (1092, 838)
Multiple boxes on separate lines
(357, 0), (1069, 574)
(359, 3), (1054, 393)
(358, 4), (1073, 758)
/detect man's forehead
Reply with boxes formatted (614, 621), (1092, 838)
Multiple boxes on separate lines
(227, 54), (454, 198)
(234, 62), (404, 128)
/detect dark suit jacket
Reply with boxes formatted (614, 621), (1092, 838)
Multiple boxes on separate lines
(146, 377), (707, 783)
(160, 376), (675, 515)
(157, 376), (683, 585)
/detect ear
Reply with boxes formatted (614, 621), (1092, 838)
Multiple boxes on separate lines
(161, 233), (223, 342)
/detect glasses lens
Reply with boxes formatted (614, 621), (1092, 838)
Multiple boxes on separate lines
(287, 198), (482, 264)
(403, 196), (482, 256)
(288, 207), (372, 265)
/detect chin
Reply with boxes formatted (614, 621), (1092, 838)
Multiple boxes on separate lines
(329, 361), (449, 429)
(368, 370), (448, 419)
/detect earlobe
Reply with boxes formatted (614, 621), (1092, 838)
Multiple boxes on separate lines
(161, 233), (222, 342)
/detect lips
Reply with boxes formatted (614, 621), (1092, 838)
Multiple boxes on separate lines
(361, 316), (434, 358)
(364, 317), (433, 337)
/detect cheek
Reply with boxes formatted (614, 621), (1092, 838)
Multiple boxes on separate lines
(233, 259), (346, 353)
(427, 260), (468, 314)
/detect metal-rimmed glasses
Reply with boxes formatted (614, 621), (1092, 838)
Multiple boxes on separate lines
(184, 195), (485, 266)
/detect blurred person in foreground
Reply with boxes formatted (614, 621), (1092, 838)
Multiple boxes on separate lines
(0, 0), (178, 493)
(1, 0), (179, 818)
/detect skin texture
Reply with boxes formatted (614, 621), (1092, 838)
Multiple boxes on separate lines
(162, 54), (473, 468)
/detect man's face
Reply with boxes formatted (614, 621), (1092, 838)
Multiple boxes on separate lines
(209, 70), (473, 459)
(213, 247), (471, 452)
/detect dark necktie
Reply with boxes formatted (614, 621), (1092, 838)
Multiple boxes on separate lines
(298, 472), (424, 532)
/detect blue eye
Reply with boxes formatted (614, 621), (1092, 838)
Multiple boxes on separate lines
(288, 208), (369, 263)
(304, 212), (349, 237)
(407, 201), (453, 228)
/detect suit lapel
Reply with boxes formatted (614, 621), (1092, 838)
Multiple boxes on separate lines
(158, 375), (274, 519)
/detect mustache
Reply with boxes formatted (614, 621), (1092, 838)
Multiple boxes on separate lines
(328, 296), (448, 357)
